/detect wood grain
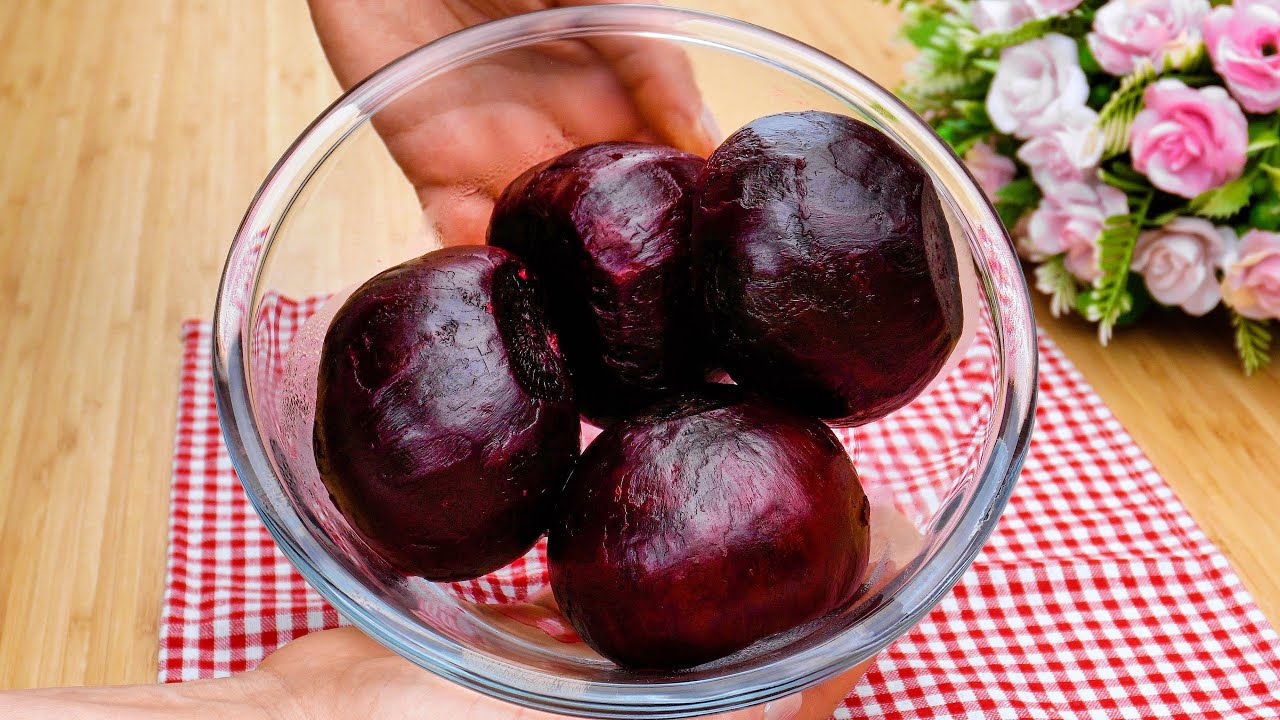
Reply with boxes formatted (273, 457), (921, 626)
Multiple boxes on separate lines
(0, 0), (1275, 690)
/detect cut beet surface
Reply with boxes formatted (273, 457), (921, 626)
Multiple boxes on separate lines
(314, 246), (579, 581)
(489, 141), (711, 423)
(548, 385), (870, 670)
(694, 111), (963, 426)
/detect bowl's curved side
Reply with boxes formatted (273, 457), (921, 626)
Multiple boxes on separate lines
(212, 5), (1038, 717)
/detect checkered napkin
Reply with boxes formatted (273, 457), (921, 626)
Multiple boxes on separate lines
(161, 297), (1280, 718)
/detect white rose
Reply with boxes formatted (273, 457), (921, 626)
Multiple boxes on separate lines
(972, 0), (1087, 32)
(1132, 217), (1234, 315)
(972, 0), (1036, 32)
(1016, 105), (1104, 187)
(986, 34), (1091, 140)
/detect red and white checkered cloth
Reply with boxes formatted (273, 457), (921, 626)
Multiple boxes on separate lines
(161, 298), (1280, 718)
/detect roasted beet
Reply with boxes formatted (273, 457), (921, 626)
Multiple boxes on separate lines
(548, 386), (870, 669)
(488, 141), (708, 422)
(694, 111), (963, 426)
(314, 246), (579, 581)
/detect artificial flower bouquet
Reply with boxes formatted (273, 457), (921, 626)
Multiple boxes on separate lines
(891, 0), (1280, 371)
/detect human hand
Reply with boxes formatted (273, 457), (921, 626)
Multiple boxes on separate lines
(255, 623), (873, 720)
(307, 0), (720, 245)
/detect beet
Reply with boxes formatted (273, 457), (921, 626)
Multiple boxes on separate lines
(488, 141), (708, 423)
(314, 246), (579, 581)
(547, 386), (870, 670)
(694, 111), (963, 426)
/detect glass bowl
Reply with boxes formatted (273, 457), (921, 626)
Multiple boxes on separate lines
(212, 5), (1037, 718)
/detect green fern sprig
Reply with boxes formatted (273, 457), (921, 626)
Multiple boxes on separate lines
(1083, 193), (1153, 345)
(1034, 256), (1079, 318)
(1093, 61), (1160, 158)
(900, 63), (989, 105)
(966, 14), (1093, 53)
(1232, 312), (1274, 375)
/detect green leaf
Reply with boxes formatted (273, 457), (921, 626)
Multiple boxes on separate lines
(1088, 81), (1118, 110)
(995, 177), (1040, 206)
(1232, 312), (1273, 375)
(903, 9), (946, 50)
(952, 100), (991, 124)
(1260, 163), (1280, 195)
(936, 115), (993, 156)
(1034, 255), (1079, 318)
(1249, 115), (1280, 150)
(1170, 44), (1212, 75)
(1115, 273), (1154, 328)
(1147, 205), (1190, 227)
(1188, 174), (1255, 219)
(1098, 166), (1152, 194)
(993, 177), (1041, 228)
(1250, 187), (1280, 231)
(1248, 136), (1280, 156)
(1078, 38), (1102, 76)
(1083, 193), (1151, 345)
(971, 58), (1001, 74)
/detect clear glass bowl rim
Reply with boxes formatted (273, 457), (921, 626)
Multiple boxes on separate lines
(211, 5), (1038, 717)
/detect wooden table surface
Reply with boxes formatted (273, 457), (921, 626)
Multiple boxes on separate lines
(2, 0), (1278, 690)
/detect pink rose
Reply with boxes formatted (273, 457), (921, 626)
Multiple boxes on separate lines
(1131, 217), (1234, 315)
(1087, 0), (1211, 76)
(1024, 181), (1130, 282)
(987, 34), (1091, 139)
(1016, 105), (1104, 187)
(1223, 230), (1280, 319)
(1130, 79), (1248, 198)
(972, 0), (1085, 33)
(1205, 0), (1280, 113)
(965, 141), (1017, 199)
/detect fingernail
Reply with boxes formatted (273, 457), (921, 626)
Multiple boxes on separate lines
(762, 694), (803, 720)
(700, 105), (723, 144)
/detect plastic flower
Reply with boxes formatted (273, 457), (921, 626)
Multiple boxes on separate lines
(987, 34), (1090, 139)
(1204, 0), (1280, 113)
(1087, 0), (1211, 76)
(1016, 105), (1104, 187)
(1132, 217), (1234, 315)
(1024, 181), (1130, 282)
(1223, 230), (1280, 319)
(965, 141), (1017, 199)
(972, 0), (1086, 33)
(1130, 80), (1248, 198)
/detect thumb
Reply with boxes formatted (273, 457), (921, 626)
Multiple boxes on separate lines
(559, 0), (720, 155)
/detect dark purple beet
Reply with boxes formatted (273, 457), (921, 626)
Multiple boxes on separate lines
(694, 111), (963, 426)
(314, 246), (579, 581)
(488, 141), (708, 423)
(547, 385), (870, 670)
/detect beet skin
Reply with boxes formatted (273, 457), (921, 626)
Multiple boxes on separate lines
(489, 141), (708, 422)
(314, 246), (579, 581)
(547, 386), (870, 670)
(694, 111), (963, 426)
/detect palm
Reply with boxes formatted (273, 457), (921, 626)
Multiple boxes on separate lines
(260, 625), (870, 720)
(308, 0), (716, 244)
